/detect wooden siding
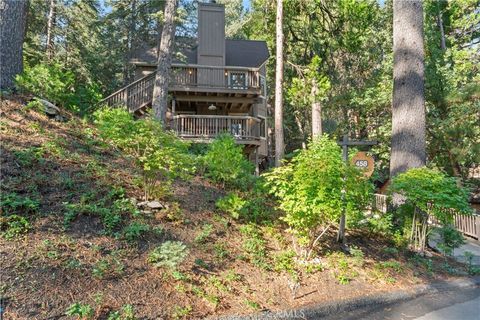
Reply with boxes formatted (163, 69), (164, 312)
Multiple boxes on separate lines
(198, 3), (225, 66)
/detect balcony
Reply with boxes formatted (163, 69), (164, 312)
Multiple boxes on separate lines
(102, 64), (265, 112)
(170, 64), (264, 94)
(172, 115), (263, 145)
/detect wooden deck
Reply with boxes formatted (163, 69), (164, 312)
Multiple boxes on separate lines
(173, 115), (262, 145)
(101, 64), (264, 112)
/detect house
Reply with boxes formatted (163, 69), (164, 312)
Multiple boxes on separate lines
(102, 2), (270, 171)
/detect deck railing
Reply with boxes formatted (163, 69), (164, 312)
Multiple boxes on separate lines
(101, 64), (262, 112)
(170, 64), (260, 90)
(173, 115), (261, 141)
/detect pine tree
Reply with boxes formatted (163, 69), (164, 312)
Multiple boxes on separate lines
(274, 0), (284, 167)
(0, 0), (29, 90)
(390, 0), (426, 177)
(152, 0), (178, 125)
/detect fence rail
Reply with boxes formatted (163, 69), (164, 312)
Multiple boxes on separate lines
(173, 115), (261, 141)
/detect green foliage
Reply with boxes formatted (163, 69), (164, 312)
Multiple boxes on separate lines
(366, 212), (394, 236)
(200, 134), (254, 189)
(194, 223), (214, 244)
(464, 251), (480, 275)
(106, 305), (136, 320)
(436, 225), (465, 256)
(148, 241), (189, 270)
(63, 192), (136, 234)
(327, 251), (359, 285)
(239, 224), (270, 270)
(92, 256), (124, 279)
(216, 193), (246, 220)
(264, 136), (373, 247)
(15, 63), (101, 113)
(94, 108), (193, 199)
(65, 303), (94, 319)
(216, 181), (273, 223)
(389, 167), (472, 221)
(13, 147), (45, 167)
(0, 215), (32, 239)
(172, 305), (192, 319)
(1, 192), (40, 215)
(273, 250), (297, 274)
(122, 222), (150, 242)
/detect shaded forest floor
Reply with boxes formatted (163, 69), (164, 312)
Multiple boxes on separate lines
(0, 96), (473, 319)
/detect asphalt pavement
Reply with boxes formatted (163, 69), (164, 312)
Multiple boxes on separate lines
(323, 286), (480, 320)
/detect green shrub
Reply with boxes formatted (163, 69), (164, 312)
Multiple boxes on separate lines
(0, 214), (32, 239)
(216, 193), (246, 219)
(389, 167), (471, 252)
(122, 222), (150, 242)
(1, 192), (40, 215)
(201, 134), (254, 189)
(94, 108), (194, 199)
(264, 136), (373, 254)
(273, 250), (296, 274)
(216, 181), (273, 223)
(436, 224), (465, 256)
(148, 241), (189, 269)
(15, 63), (101, 113)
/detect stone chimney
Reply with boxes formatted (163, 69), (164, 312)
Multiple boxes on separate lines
(197, 2), (225, 66)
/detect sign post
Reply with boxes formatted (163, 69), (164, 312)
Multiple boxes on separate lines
(337, 135), (377, 247)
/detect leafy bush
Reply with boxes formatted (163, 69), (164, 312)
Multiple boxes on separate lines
(148, 241), (189, 269)
(94, 108), (194, 199)
(216, 180), (273, 223)
(200, 134), (254, 189)
(15, 63), (101, 113)
(122, 222), (150, 242)
(1, 192), (40, 215)
(436, 224), (465, 256)
(216, 193), (247, 220)
(389, 167), (471, 252)
(264, 136), (373, 255)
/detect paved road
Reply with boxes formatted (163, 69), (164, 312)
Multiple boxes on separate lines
(324, 287), (480, 320)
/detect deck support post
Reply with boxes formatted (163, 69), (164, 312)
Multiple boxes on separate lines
(254, 147), (260, 176)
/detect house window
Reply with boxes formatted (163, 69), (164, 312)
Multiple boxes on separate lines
(259, 117), (266, 138)
(228, 71), (247, 89)
(260, 75), (267, 97)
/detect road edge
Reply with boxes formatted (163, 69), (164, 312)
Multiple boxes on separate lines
(213, 276), (480, 320)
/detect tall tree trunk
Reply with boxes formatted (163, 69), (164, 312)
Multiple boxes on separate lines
(437, 11), (446, 51)
(152, 0), (177, 125)
(390, 0), (426, 178)
(294, 111), (307, 149)
(0, 0), (28, 91)
(274, 0), (284, 166)
(46, 0), (56, 60)
(124, 0), (137, 84)
(311, 82), (322, 138)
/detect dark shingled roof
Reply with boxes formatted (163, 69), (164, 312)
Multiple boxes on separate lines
(130, 39), (269, 68)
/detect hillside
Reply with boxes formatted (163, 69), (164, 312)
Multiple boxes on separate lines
(0, 96), (470, 320)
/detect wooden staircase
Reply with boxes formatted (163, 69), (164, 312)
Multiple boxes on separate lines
(101, 72), (156, 114)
